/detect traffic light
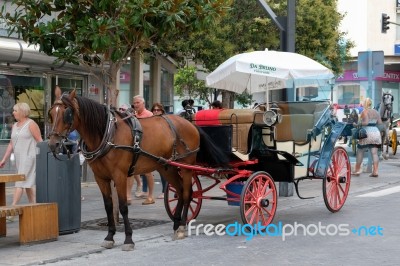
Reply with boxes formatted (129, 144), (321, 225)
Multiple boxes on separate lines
(382, 13), (390, 33)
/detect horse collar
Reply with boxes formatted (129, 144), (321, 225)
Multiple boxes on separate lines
(80, 109), (115, 161)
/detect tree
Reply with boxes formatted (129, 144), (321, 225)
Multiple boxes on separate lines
(0, 0), (232, 106)
(174, 66), (213, 105)
(295, 0), (353, 74)
(161, 0), (278, 108)
(160, 0), (353, 107)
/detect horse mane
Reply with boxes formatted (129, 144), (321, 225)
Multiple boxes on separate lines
(61, 95), (108, 138)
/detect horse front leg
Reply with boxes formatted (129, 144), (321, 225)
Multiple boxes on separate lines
(115, 180), (134, 251)
(99, 180), (116, 249)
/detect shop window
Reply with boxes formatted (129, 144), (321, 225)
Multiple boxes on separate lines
(0, 74), (45, 140)
(337, 85), (360, 105)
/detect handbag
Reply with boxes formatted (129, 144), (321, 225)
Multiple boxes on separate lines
(352, 126), (367, 140)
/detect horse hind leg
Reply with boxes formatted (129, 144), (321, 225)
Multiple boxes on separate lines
(174, 168), (193, 240)
(97, 179), (116, 249)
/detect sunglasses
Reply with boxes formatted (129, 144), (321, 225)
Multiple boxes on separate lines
(153, 109), (162, 112)
(119, 108), (127, 111)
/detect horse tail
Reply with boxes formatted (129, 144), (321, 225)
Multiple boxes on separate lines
(196, 126), (230, 167)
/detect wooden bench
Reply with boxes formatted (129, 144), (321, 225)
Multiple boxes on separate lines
(0, 203), (59, 244)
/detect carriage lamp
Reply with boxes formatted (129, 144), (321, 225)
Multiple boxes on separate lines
(263, 109), (282, 126)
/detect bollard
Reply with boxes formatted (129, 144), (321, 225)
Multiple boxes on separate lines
(279, 182), (294, 197)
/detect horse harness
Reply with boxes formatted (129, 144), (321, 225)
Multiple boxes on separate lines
(81, 108), (199, 175)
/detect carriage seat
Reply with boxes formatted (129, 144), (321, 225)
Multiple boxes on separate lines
(273, 101), (329, 143)
(274, 114), (314, 142)
(193, 109), (264, 154)
(218, 109), (263, 154)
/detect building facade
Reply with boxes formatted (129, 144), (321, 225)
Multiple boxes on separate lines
(335, 0), (400, 116)
(0, 3), (176, 174)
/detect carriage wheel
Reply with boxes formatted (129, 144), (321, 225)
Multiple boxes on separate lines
(391, 129), (397, 155)
(164, 174), (202, 222)
(323, 146), (351, 212)
(240, 171), (277, 227)
(351, 138), (357, 156)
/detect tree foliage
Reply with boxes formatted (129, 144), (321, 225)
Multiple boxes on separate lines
(174, 66), (213, 105)
(295, 0), (353, 74)
(0, 0), (232, 105)
(162, 0), (353, 107)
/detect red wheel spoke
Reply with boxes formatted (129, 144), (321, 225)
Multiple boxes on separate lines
(241, 172), (277, 227)
(324, 147), (350, 212)
(168, 197), (178, 204)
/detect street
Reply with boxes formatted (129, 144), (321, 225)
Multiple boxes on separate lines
(51, 180), (400, 266)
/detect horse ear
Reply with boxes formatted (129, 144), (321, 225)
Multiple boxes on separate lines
(70, 89), (76, 100)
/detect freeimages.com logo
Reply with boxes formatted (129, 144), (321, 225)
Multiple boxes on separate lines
(187, 220), (384, 241)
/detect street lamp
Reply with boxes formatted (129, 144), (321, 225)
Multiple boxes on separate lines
(328, 78), (335, 102)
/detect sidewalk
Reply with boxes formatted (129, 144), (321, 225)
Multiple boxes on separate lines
(1, 144), (399, 265)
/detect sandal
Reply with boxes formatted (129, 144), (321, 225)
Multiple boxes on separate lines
(369, 173), (379, 178)
(157, 193), (164, 199)
(351, 171), (362, 176)
(142, 198), (155, 205)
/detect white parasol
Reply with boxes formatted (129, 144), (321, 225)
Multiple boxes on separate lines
(206, 49), (334, 105)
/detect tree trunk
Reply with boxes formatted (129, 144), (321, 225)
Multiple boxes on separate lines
(221, 90), (235, 108)
(106, 63), (120, 107)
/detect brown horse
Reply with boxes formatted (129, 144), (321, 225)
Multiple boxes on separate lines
(47, 90), (228, 251)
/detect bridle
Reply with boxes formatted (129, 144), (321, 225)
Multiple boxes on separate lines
(381, 93), (394, 122)
(47, 96), (79, 158)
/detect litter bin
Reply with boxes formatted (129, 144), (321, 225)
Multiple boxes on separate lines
(36, 141), (81, 235)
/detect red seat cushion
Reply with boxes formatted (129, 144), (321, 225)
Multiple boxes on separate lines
(194, 109), (223, 126)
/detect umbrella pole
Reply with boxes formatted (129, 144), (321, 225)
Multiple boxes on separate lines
(265, 79), (270, 111)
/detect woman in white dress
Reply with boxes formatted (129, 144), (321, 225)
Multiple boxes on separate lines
(0, 102), (42, 205)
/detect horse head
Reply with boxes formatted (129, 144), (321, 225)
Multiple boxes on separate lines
(382, 90), (394, 112)
(47, 89), (79, 154)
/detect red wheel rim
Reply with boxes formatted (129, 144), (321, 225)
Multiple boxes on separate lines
(324, 147), (351, 212)
(164, 176), (202, 221)
(241, 172), (277, 226)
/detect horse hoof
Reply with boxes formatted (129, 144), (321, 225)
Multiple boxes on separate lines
(121, 243), (135, 251)
(173, 225), (186, 240)
(101, 240), (115, 249)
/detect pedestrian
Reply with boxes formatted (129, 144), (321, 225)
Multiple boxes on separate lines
(0, 103), (43, 221)
(347, 109), (359, 147)
(188, 99), (196, 113)
(132, 95), (155, 205)
(210, 100), (222, 109)
(352, 98), (382, 177)
(119, 103), (143, 205)
(177, 99), (195, 120)
(151, 103), (167, 199)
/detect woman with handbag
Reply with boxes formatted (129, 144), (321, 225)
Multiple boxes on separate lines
(0, 103), (42, 222)
(352, 98), (382, 177)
